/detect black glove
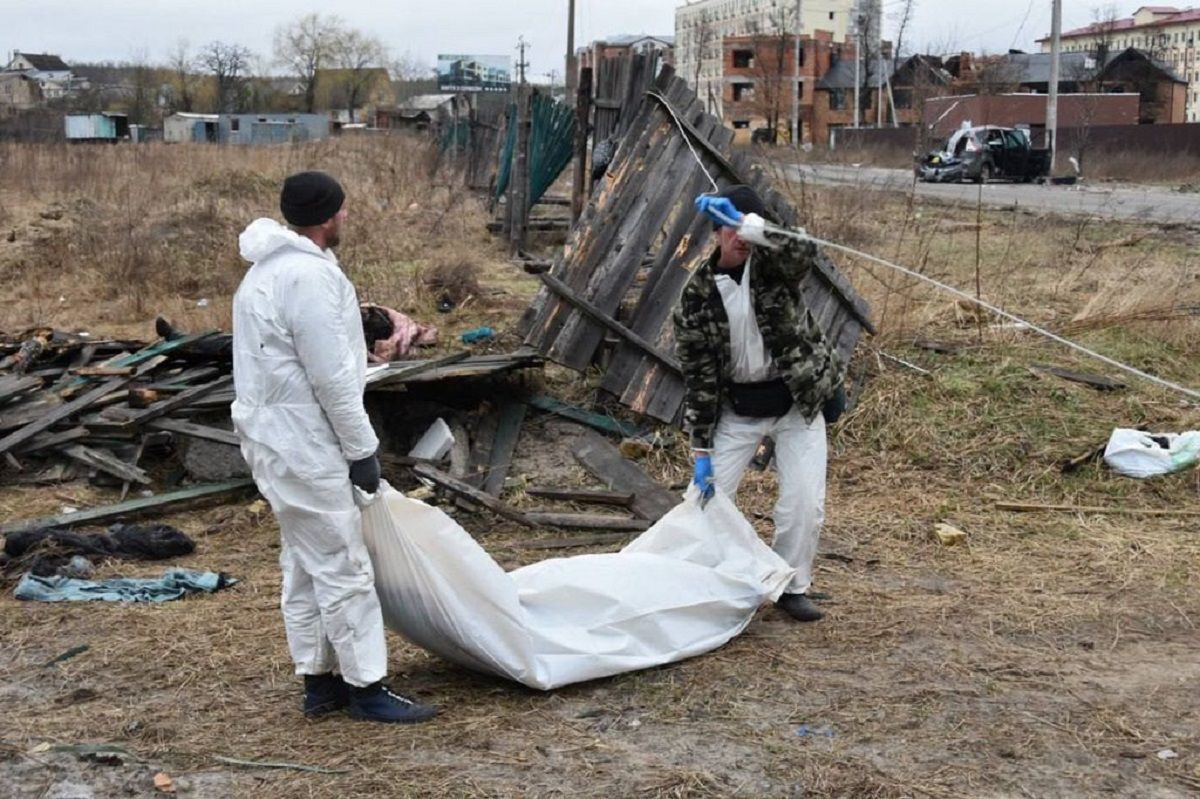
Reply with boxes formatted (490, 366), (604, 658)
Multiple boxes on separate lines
(822, 384), (847, 425)
(349, 453), (381, 494)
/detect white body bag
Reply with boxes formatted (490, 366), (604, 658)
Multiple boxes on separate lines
(359, 484), (794, 690)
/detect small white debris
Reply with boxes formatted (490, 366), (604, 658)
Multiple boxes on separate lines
(1157, 749), (1179, 760)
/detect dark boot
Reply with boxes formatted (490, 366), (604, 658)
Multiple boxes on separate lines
(777, 593), (824, 622)
(303, 673), (350, 717)
(154, 316), (183, 341)
(349, 682), (437, 724)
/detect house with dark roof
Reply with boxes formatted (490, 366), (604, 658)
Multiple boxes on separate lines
(2, 51), (87, 103)
(1036, 6), (1200, 121)
(948, 48), (1187, 124)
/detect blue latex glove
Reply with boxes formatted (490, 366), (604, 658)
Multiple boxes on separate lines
(694, 195), (744, 228)
(692, 453), (715, 503)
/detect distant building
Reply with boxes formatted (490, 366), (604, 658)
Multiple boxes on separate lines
(315, 67), (395, 123)
(375, 94), (464, 131)
(64, 112), (129, 142)
(163, 112), (330, 144)
(1038, 5), (1200, 121)
(949, 48), (1187, 124)
(674, 0), (869, 117)
(2, 52), (88, 102)
(577, 34), (675, 74)
(0, 72), (41, 111)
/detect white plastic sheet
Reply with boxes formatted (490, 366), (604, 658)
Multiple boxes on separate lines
(359, 483), (794, 690)
(1103, 428), (1200, 479)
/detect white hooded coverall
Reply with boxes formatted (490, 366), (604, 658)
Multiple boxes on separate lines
(232, 218), (386, 687)
(712, 255), (826, 596)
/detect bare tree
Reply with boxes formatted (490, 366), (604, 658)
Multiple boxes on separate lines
(197, 41), (254, 113)
(274, 13), (343, 114)
(691, 11), (717, 113)
(126, 49), (158, 126)
(891, 0), (917, 61)
(166, 39), (197, 113)
(1089, 4), (1120, 62)
(390, 51), (431, 82)
(745, 7), (794, 143)
(330, 29), (389, 122)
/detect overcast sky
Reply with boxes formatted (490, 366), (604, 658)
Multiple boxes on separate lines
(9, 1), (1130, 78)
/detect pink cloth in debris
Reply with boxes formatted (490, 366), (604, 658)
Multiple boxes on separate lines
(366, 305), (438, 363)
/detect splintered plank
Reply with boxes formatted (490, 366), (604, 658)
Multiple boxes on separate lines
(482, 401), (526, 497)
(0, 368), (152, 457)
(119, 374), (234, 427)
(525, 487), (634, 507)
(1030, 364), (1126, 391)
(148, 418), (241, 447)
(59, 444), (151, 485)
(0, 375), (43, 404)
(411, 463), (534, 528)
(0, 479), (257, 536)
(522, 512), (650, 532)
(14, 426), (90, 455)
(571, 430), (678, 521)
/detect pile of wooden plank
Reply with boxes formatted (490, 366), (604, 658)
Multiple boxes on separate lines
(0, 328), (238, 490)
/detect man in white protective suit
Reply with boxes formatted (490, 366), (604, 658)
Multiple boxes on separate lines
(232, 171), (436, 724)
(673, 185), (846, 623)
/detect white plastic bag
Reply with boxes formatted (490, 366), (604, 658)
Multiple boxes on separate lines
(1103, 428), (1200, 478)
(359, 483), (794, 690)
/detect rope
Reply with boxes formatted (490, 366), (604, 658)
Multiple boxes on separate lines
(650, 93), (1200, 402)
(649, 91), (721, 192)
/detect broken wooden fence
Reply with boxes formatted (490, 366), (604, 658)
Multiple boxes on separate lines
(589, 50), (663, 188)
(520, 65), (875, 424)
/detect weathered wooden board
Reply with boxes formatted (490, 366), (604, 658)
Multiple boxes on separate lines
(521, 66), (874, 423)
(571, 430), (677, 522)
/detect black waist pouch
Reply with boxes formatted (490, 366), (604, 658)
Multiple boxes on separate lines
(729, 378), (794, 418)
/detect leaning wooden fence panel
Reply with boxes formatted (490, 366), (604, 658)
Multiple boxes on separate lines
(521, 66), (875, 424)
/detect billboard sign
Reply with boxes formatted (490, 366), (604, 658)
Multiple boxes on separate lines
(437, 54), (512, 93)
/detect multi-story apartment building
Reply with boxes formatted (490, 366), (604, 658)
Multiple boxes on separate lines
(675, 0), (877, 117)
(1038, 5), (1200, 121)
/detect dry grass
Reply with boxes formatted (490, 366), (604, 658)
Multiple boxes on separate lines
(2, 140), (1200, 797)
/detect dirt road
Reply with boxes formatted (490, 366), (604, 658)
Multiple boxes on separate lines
(791, 163), (1200, 225)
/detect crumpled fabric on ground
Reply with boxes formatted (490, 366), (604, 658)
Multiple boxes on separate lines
(362, 304), (438, 363)
(3, 524), (195, 577)
(14, 568), (235, 602)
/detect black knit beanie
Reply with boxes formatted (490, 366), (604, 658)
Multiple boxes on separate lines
(712, 184), (770, 230)
(280, 171), (345, 227)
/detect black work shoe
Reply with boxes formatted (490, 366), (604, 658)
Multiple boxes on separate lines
(303, 673), (350, 717)
(349, 682), (437, 724)
(154, 316), (183, 341)
(777, 593), (824, 622)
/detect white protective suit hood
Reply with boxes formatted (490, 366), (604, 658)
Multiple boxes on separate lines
(238, 217), (334, 266)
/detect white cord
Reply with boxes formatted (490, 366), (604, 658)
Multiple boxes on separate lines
(648, 91), (721, 192)
(768, 222), (1200, 402)
(648, 93), (1200, 402)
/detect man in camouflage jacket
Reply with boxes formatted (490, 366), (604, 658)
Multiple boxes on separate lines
(673, 185), (844, 622)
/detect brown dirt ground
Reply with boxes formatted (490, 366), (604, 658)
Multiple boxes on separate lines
(2, 141), (1200, 798)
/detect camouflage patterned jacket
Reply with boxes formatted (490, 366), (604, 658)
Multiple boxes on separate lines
(673, 235), (844, 450)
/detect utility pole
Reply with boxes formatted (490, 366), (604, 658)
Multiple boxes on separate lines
(792, 0), (803, 147)
(517, 36), (529, 84)
(854, 14), (862, 128)
(566, 0), (577, 98)
(1047, 0), (1062, 175)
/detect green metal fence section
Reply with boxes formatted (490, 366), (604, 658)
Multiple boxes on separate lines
(495, 92), (576, 207)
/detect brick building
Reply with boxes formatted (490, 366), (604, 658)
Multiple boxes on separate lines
(1039, 5), (1200, 121)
